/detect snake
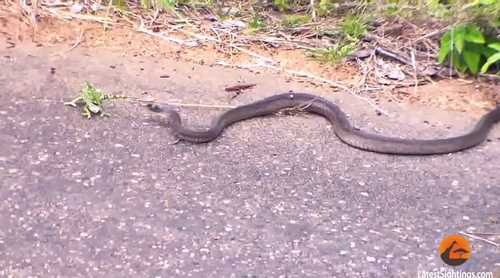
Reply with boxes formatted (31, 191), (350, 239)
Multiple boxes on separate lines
(147, 92), (500, 155)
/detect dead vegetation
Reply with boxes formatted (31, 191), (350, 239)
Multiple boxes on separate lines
(1, 0), (500, 112)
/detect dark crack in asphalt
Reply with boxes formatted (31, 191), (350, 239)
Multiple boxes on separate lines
(0, 42), (499, 278)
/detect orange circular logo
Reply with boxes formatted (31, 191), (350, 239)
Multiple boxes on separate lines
(439, 235), (471, 266)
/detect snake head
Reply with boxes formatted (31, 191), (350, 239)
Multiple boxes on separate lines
(147, 103), (178, 113)
(147, 103), (163, 112)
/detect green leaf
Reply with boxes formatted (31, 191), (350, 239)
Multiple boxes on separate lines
(481, 53), (500, 73)
(487, 42), (500, 52)
(452, 25), (467, 53)
(477, 43), (497, 58)
(114, 0), (127, 10)
(426, 0), (439, 9)
(463, 42), (491, 60)
(462, 0), (480, 8)
(438, 32), (452, 64)
(451, 49), (468, 73)
(480, 0), (495, 5)
(464, 25), (485, 44)
(462, 50), (481, 74)
(159, 0), (175, 10)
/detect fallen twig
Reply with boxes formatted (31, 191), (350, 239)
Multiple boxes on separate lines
(225, 83), (257, 92)
(459, 231), (499, 247)
(182, 29), (276, 64)
(40, 1), (72, 7)
(152, 102), (238, 109)
(20, 0), (38, 28)
(43, 8), (116, 24)
(217, 60), (390, 116)
(463, 232), (500, 236)
(136, 23), (196, 46)
(354, 49), (376, 94)
(51, 29), (85, 56)
(404, 28), (447, 49)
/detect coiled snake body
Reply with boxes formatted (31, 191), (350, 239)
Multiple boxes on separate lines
(148, 92), (500, 155)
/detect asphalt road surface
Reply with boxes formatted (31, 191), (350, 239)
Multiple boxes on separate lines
(1, 41), (499, 278)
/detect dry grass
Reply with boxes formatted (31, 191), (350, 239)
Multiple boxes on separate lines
(1, 0), (500, 113)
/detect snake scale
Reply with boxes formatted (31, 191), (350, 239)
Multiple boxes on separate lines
(148, 92), (500, 155)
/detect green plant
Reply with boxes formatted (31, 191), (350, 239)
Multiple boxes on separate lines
(339, 14), (368, 40)
(284, 14), (311, 27)
(480, 41), (500, 74)
(425, 0), (451, 18)
(309, 43), (358, 64)
(158, 0), (176, 10)
(438, 23), (500, 75)
(249, 13), (267, 30)
(315, 0), (337, 17)
(113, 0), (127, 11)
(204, 0), (216, 8)
(274, 0), (288, 11)
(382, 5), (400, 16)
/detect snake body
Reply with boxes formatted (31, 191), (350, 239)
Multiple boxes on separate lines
(148, 92), (500, 155)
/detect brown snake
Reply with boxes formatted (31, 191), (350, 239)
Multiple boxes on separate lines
(148, 92), (500, 155)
